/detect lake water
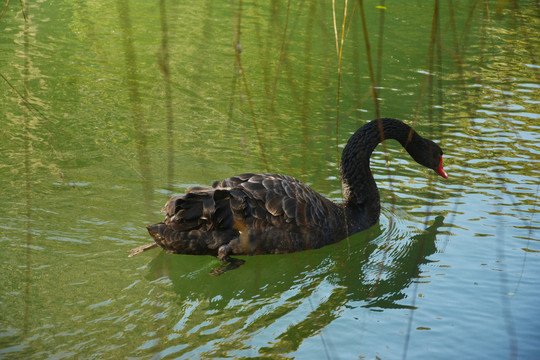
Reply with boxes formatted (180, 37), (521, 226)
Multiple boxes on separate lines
(1, 1), (539, 359)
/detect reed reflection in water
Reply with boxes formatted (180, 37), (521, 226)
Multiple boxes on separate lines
(0, 0), (538, 359)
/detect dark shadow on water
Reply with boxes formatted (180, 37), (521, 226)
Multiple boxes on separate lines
(138, 216), (444, 356)
(364, 215), (443, 309)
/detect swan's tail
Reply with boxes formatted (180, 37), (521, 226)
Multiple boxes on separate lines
(127, 223), (166, 257)
(146, 222), (167, 240)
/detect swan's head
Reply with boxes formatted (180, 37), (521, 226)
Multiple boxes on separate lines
(421, 139), (448, 179)
(407, 137), (448, 179)
(434, 153), (448, 179)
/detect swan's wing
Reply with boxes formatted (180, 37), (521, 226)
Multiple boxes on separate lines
(162, 173), (331, 232)
(214, 173), (333, 229)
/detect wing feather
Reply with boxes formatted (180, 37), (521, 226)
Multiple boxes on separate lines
(157, 173), (334, 250)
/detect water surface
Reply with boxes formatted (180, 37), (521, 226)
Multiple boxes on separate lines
(1, 1), (539, 359)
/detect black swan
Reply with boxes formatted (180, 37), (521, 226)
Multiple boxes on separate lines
(131, 118), (448, 262)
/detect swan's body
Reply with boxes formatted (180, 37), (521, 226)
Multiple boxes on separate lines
(140, 118), (448, 261)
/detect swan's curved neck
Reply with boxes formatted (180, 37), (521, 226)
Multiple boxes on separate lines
(340, 118), (416, 229)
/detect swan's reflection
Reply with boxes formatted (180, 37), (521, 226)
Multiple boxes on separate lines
(140, 215), (445, 357)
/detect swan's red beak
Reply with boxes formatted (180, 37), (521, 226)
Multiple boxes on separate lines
(435, 155), (448, 179)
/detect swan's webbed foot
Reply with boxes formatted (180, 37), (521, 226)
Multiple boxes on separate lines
(210, 244), (245, 276)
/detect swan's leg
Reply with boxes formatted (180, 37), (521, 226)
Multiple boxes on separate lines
(217, 244), (232, 262)
(211, 244), (245, 276)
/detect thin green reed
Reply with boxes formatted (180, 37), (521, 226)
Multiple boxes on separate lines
(22, 0), (31, 339)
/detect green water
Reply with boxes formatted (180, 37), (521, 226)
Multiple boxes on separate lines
(1, 1), (539, 359)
